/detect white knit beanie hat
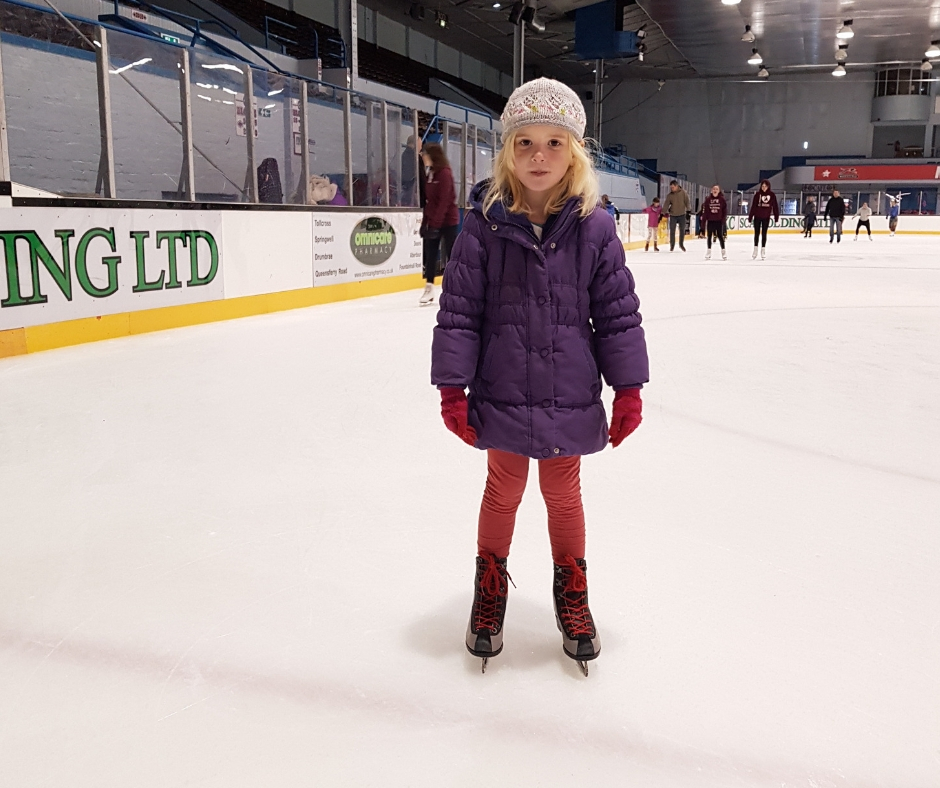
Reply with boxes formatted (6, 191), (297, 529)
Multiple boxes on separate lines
(500, 77), (587, 143)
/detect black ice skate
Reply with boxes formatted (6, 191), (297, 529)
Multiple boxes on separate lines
(466, 553), (512, 673)
(553, 556), (601, 676)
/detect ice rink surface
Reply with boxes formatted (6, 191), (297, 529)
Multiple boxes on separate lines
(1, 230), (938, 787)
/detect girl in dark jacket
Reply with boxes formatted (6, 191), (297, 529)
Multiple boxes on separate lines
(803, 197), (817, 238)
(747, 179), (780, 259)
(431, 78), (649, 675)
(419, 143), (459, 305)
(701, 184), (728, 260)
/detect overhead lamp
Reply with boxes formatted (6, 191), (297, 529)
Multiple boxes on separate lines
(435, 10), (447, 27)
(492, 2), (501, 7)
(926, 41), (940, 58)
(521, 0), (544, 34)
(721, 0), (741, 5)
(836, 20), (854, 39)
(636, 24), (647, 40)
(747, 48), (762, 65)
(921, 58), (933, 72)
(835, 44), (848, 62)
(757, 66), (769, 79)
(832, 63), (846, 76)
(741, 24), (756, 43)
(637, 42), (647, 62)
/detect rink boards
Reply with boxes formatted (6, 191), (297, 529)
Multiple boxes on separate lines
(0, 203), (423, 358)
(623, 213), (940, 249)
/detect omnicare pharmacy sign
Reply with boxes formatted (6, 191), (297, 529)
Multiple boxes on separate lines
(0, 210), (223, 331)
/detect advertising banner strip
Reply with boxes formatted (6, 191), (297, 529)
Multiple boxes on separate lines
(813, 165), (940, 182)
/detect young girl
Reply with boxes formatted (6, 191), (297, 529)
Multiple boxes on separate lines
(430, 78), (649, 676)
(701, 184), (728, 260)
(419, 143), (459, 306)
(748, 179), (779, 259)
(853, 202), (873, 240)
(641, 197), (663, 251)
(803, 197), (817, 238)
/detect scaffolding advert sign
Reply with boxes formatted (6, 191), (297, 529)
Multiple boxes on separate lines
(1, 208), (425, 331)
(312, 211), (423, 286)
(0, 209), (223, 331)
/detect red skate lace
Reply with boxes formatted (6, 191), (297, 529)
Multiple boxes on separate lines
(473, 554), (514, 632)
(559, 555), (594, 637)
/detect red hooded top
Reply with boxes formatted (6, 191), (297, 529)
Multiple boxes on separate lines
(701, 192), (727, 222)
(748, 180), (780, 222)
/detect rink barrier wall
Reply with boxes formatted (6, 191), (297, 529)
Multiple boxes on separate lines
(0, 198), (429, 358)
(722, 215), (940, 235)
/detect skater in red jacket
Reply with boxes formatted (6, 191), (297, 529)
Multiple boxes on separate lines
(701, 184), (728, 260)
(747, 180), (779, 259)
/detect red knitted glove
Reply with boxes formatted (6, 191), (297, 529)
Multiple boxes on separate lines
(608, 388), (642, 448)
(440, 387), (478, 446)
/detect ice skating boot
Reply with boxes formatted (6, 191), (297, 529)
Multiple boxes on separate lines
(644, 242), (649, 252)
(466, 553), (512, 672)
(418, 283), (435, 306)
(721, 249), (727, 260)
(751, 246), (758, 260)
(869, 235), (873, 241)
(854, 235), (858, 241)
(704, 249), (711, 260)
(553, 556), (600, 676)
(760, 247), (766, 260)
(654, 244), (660, 252)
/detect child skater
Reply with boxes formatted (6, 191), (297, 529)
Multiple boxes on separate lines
(803, 197), (817, 238)
(642, 197), (663, 251)
(747, 179), (779, 259)
(701, 184), (728, 260)
(853, 202), (873, 240)
(430, 78), (649, 676)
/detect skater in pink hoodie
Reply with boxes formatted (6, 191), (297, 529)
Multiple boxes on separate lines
(641, 197), (664, 252)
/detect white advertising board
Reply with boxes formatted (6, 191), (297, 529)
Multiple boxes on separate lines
(311, 211), (423, 286)
(0, 209), (224, 331)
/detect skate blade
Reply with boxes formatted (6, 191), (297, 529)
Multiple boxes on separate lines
(481, 657), (488, 673)
(577, 660), (589, 677)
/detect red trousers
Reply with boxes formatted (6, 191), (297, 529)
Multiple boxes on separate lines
(478, 449), (585, 563)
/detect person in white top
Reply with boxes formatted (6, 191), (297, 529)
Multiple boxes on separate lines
(853, 202), (873, 241)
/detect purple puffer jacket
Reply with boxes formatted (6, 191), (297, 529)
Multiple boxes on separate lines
(431, 181), (649, 459)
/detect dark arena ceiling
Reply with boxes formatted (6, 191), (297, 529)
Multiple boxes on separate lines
(362, 0), (940, 85)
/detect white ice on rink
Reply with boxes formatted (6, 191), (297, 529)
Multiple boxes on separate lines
(1, 230), (938, 787)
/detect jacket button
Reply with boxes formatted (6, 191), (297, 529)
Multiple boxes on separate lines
(542, 399), (551, 407)
(541, 448), (550, 458)
(491, 224), (498, 231)
(550, 242), (556, 249)
(554, 448), (560, 454)
(537, 296), (546, 305)
(540, 348), (549, 358)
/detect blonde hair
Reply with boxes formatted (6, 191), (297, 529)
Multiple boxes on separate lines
(483, 129), (599, 219)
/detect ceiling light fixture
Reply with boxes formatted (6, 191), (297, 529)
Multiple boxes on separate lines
(721, 0), (741, 5)
(835, 44), (849, 62)
(921, 58), (934, 72)
(832, 63), (847, 76)
(637, 42), (647, 62)
(492, 2), (501, 7)
(836, 20), (854, 39)
(926, 41), (940, 58)
(747, 48), (763, 65)
(520, 0), (544, 34)
(757, 66), (769, 78)
(741, 24), (756, 43)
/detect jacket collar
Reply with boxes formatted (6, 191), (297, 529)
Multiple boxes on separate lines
(469, 179), (584, 245)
